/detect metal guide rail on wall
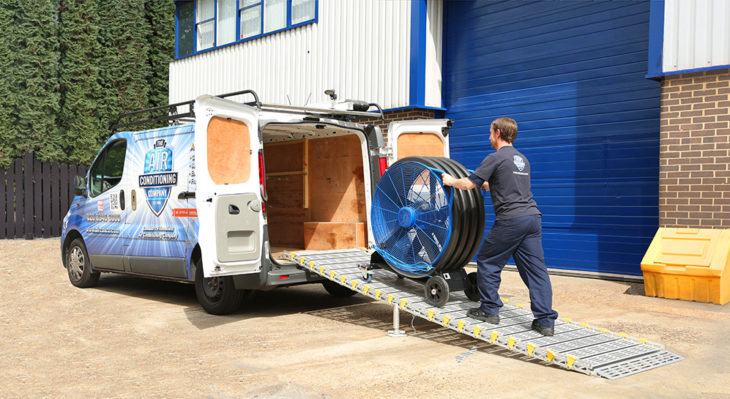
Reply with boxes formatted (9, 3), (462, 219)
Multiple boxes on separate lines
(290, 248), (683, 380)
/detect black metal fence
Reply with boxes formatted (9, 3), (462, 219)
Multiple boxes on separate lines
(0, 153), (87, 239)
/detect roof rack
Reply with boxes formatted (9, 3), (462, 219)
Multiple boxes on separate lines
(110, 90), (261, 131)
(110, 89), (384, 131)
(259, 102), (385, 121)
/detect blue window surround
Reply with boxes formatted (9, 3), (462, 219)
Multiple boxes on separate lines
(646, 0), (730, 79)
(409, 0), (427, 108)
(175, 0), (318, 60)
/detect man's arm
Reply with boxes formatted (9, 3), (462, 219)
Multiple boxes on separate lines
(442, 173), (489, 191)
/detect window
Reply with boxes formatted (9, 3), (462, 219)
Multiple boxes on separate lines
(177, 1), (195, 58)
(264, 0), (286, 33)
(291, 0), (315, 25)
(218, 0), (237, 46)
(196, 0), (215, 50)
(89, 140), (127, 198)
(239, 0), (261, 39)
(175, 0), (317, 58)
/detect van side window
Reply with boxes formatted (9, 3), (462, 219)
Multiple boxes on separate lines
(89, 140), (127, 197)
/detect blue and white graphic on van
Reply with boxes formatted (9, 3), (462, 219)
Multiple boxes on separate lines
(141, 139), (177, 216)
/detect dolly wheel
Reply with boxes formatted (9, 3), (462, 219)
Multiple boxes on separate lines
(464, 272), (480, 302)
(424, 275), (449, 307)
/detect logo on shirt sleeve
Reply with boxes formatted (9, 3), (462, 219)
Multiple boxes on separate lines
(513, 155), (525, 172)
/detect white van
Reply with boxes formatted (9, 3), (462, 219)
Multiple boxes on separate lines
(61, 90), (451, 314)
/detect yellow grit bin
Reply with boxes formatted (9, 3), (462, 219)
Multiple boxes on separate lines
(641, 228), (730, 305)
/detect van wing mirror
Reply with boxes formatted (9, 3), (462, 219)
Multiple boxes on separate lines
(74, 175), (87, 197)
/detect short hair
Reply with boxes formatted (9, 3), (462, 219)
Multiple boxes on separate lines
(492, 117), (518, 143)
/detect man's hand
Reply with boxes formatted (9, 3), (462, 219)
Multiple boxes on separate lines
(441, 173), (477, 190)
(441, 173), (456, 186)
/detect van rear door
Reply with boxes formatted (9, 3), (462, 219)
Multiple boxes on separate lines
(194, 95), (263, 277)
(387, 119), (451, 164)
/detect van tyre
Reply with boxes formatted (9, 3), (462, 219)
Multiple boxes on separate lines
(66, 238), (100, 288)
(194, 258), (245, 315)
(322, 280), (356, 297)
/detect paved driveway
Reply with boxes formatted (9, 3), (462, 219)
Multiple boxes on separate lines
(1, 239), (728, 398)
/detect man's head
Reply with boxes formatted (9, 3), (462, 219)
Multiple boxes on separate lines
(489, 117), (518, 149)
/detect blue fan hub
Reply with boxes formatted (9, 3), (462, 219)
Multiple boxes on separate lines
(397, 207), (417, 228)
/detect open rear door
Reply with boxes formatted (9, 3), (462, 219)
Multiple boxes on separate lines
(195, 95), (263, 277)
(387, 119), (451, 165)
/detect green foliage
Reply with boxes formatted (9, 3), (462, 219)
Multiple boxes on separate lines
(145, 0), (175, 109)
(58, 0), (105, 164)
(18, 0), (63, 163)
(0, 0), (62, 166)
(97, 0), (152, 141)
(0, 0), (176, 168)
(0, 1), (19, 166)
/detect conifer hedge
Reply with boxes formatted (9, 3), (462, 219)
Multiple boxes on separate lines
(0, 0), (175, 167)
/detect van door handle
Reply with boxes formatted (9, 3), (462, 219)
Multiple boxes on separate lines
(119, 190), (126, 210)
(228, 204), (240, 215)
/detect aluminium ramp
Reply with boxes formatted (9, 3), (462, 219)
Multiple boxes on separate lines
(291, 248), (683, 380)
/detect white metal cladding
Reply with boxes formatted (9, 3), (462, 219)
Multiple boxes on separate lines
(425, 0), (443, 108)
(663, 0), (730, 72)
(169, 0), (412, 109)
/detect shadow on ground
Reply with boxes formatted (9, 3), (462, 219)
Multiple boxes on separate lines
(92, 274), (372, 329)
(91, 273), (578, 373)
(305, 301), (569, 373)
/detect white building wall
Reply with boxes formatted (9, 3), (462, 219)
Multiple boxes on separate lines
(663, 0), (730, 72)
(170, 0), (412, 109)
(425, 0), (443, 108)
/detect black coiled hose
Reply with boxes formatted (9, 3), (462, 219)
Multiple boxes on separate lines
(376, 156), (485, 278)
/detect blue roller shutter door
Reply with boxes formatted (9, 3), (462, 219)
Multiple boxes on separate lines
(443, 1), (660, 275)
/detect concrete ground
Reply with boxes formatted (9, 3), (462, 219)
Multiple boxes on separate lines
(1, 239), (728, 398)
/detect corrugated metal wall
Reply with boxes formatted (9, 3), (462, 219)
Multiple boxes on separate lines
(169, 0), (411, 108)
(663, 0), (730, 73)
(443, 1), (661, 275)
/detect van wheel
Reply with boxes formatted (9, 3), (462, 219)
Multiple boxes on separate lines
(194, 258), (245, 315)
(322, 280), (356, 297)
(66, 238), (100, 288)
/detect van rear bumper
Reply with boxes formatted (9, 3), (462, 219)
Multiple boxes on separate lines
(232, 264), (323, 290)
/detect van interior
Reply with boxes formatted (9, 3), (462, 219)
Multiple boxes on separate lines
(262, 123), (368, 264)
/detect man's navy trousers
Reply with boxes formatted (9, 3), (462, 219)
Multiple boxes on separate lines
(476, 214), (559, 327)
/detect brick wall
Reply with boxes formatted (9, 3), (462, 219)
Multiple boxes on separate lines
(358, 108), (436, 142)
(660, 69), (730, 228)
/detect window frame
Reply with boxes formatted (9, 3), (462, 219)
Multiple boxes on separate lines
(88, 139), (128, 198)
(175, 0), (317, 59)
(195, 0), (217, 51)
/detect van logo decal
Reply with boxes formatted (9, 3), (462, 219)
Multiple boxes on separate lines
(140, 139), (178, 216)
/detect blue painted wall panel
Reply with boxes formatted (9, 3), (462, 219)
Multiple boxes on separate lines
(443, 1), (660, 275)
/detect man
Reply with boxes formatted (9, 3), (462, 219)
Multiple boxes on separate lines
(441, 117), (558, 336)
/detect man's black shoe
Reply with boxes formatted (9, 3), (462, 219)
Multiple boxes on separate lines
(531, 319), (554, 336)
(467, 308), (499, 324)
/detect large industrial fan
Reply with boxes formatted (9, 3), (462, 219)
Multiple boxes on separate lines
(369, 157), (485, 306)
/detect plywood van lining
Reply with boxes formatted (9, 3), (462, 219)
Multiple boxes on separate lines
(262, 124), (368, 260)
